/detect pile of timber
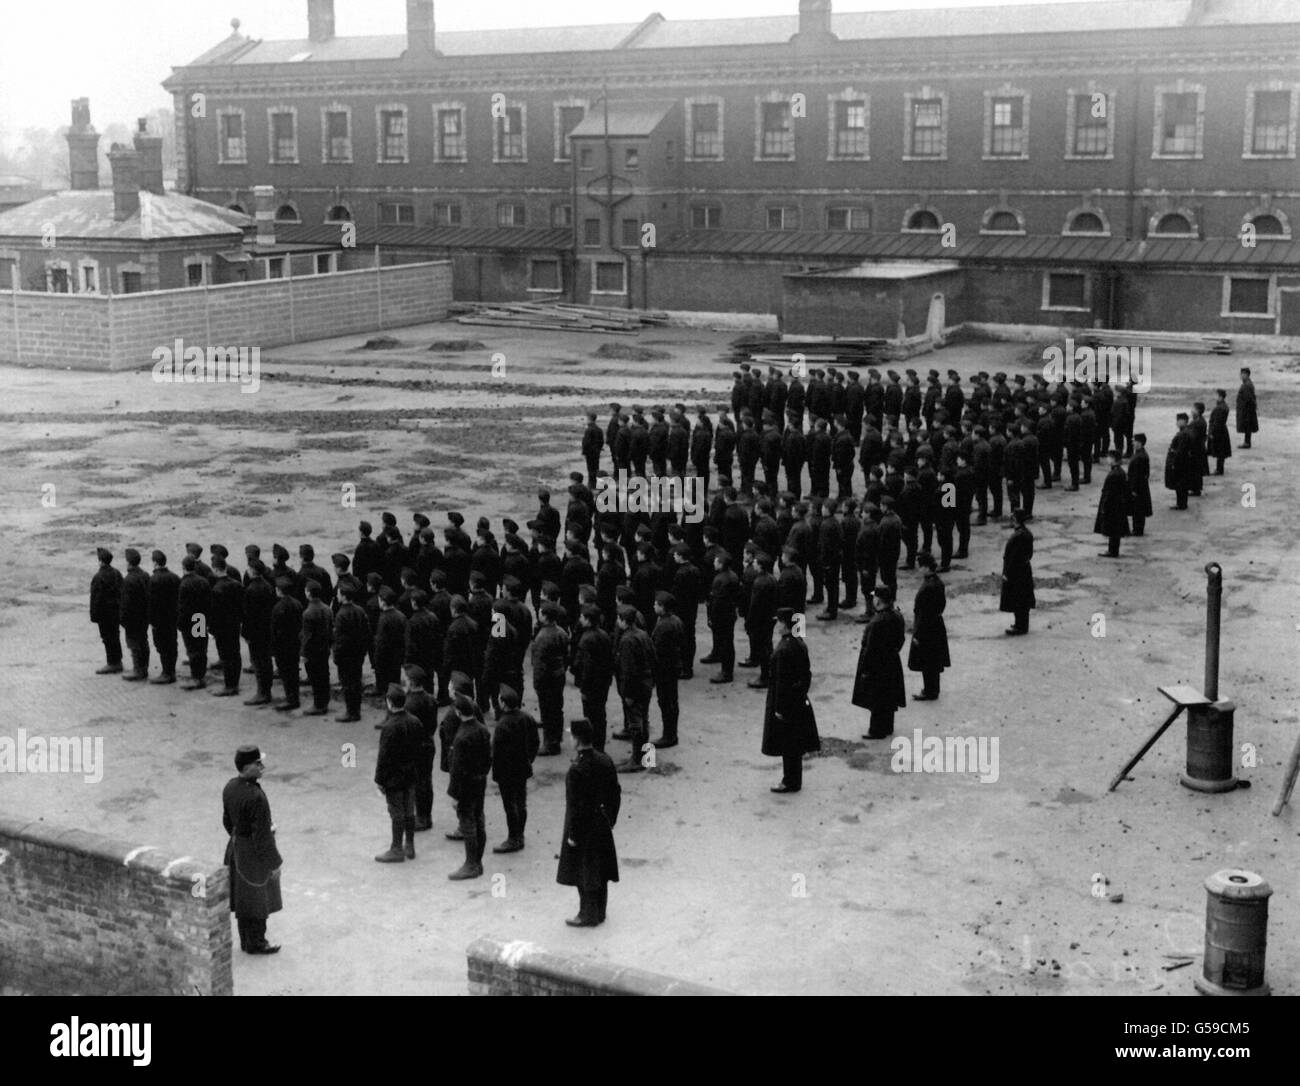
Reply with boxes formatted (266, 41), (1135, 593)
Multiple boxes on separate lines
(453, 302), (670, 334)
(1077, 329), (1233, 355)
(721, 333), (892, 368)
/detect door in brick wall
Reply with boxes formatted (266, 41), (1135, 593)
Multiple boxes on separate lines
(1279, 287), (1300, 337)
(927, 292), (946, 344)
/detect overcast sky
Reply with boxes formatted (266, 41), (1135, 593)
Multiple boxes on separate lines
(0, 0), (1091, 140)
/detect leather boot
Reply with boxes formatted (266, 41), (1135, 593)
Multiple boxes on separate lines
(448, 838), (483, 880)
(403, 818), (416, 860)
(375, 820), (405, 863)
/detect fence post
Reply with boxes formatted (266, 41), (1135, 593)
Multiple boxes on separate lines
(375, 245), (383, 331)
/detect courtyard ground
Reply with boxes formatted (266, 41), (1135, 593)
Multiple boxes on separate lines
(1, 320), (1298, 995)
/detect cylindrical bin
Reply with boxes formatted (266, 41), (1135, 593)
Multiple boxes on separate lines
(1194, 869), (1271, 996)
(1181, 700), (1237, 793)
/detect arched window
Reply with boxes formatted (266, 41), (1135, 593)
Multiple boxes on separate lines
(1249, 213), (1285, 237)
(325, 204), (352, 223)
(1152, 212), (1193, 236)
(275, 203), (301, 223)
(985, 210), (1022, 233)
(906, 208), (940, 231)
(1068, 211), (1106, 234)
(226, 203), (246, 215)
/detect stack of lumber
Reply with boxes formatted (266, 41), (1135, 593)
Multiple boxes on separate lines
(454, 302), (669, 334)
(1077, 330), (1232, 355)
(720, 333), (891, 368)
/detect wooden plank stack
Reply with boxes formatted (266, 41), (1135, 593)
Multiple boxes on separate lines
(1078, 330), (1233, 355)
(720, 333), (892, 368)
(453, 301), (670, 334)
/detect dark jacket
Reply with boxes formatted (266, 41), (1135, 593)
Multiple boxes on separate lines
(332, 601), (371, 659)
(443, 613), (480, 679)
(492, 707), (540, 782)
(210, 574), (244, 641)
(907, 574), (951, 673)
(1235, 378), (1258, 435)
(615, 625), (656, 701)
(271, 595), (303, 653)
(177, 571), (212, 636)
(556, 748), (621, 890)
(761, 633), (820, 757)
(375, 709), (422, 790)
(242, 576), (276, 642)
(1094, 466), (1131, 537)
(573, 625), (615, 695)
(448, 715), (492, 801)
(90, 564), (123, 625)
(120, 566), (150, 629)
(374, 607), (408, 667)
(650, 612), (684, 679)
(531, 623), (570, 685)
(851, 607), (907, 713)
(222, 777), (283, 921)
(1207, 402), (1232, 460)
(1128, 447), (1153, 517)
(999, 526), (1036, 614)
(1164, 428), (1197, 492)
(300, 599), (333, 659)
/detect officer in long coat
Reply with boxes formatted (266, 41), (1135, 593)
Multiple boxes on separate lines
(1127, 434), (1153, 536)
(908, 554), (950, 700)
(222, 745), (282, 954)
(1207, 390), (1232, 474)
(761, 608), (821, 793)
(1094, 450), (1131, 557)
(852, 587), (906, 738)
(1235, 367), (1258, 448)
(1164, 413), (1196, 510)
(90, 547), (123, 674)
(1000, 509), (1035, 635)
(557, 718), (621, 927)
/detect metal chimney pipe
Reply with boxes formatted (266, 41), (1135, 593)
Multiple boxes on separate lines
(1204, 562), (1222, 701)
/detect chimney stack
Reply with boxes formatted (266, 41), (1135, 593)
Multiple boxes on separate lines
(405, 0), (436, 56)
(133, 117), (165, 196)
(107, 144), (141, 221)
(792, 0), (836, 45)
(66, 98), (101, 191)
(253, 184), (277, 247)
(308, 0), (336, 42)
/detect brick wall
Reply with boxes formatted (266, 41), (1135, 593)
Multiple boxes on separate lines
(466, 937), (731, 996)
(0, 813), (231, 997)
(0, 260), (452, 371)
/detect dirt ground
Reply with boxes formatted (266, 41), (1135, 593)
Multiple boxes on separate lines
(2, 320), (1298, 996)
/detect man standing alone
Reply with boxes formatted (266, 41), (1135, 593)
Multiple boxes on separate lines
(557, 718), (621, 927)
(222, 745), (282, 954)
(1095, 450), (1131, 557)
(761, 608), (820, 793)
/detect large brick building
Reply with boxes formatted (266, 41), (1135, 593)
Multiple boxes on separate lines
(162, 0), (1300, 334)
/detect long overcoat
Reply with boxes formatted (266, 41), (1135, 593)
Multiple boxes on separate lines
(851, 607), (907, 713)
(907, 574), (950, 673)
(999, 526), (1036, 614)
(761, 633), (821, 756)
(222, 777), (283, 920)
(556, 748), (621, 890)
(1094, 466), (1131, 537)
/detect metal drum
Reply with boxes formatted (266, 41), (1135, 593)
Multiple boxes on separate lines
(1194, 869), (1271, 996)
(1181, 700), (1237, 793)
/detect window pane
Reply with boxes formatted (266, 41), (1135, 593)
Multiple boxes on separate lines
(1229, 278), (1270, 314)
(692, 103), (721, 158)
(911, 100), (943, 156)
(621, 218), (640, 247)
(596, 262), (624, 292)
(583, 218), (601, 245)
(1253, 91), (1290, 153)
(531, 261), (560, 290)
(1161, 93), (1199, 153)
(1048, 273), (1086, 309)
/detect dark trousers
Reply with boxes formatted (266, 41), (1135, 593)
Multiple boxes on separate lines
(955, 513), (971, 556)
(868, 707), (895, 738)
(654, 675), (679, 743)
(581, 689), (609, 752)
(181, 630), (208, 682)
(623, 693), (650, 761)
(215, 632), (241, 690)
(782, 751), (803, 790)
(274, 647), (300, 705)
(820, 561), (840, 615)
(842, 562), (859, 607)
(535, 677), (565, 748)
(975, 481), (988, 521)
(415, 747), (436, 825)
(336, 652), (364, 715)
(1051, 444), (1063, 479)
(98, 619), (122, 666)
(1020, 478), (1036, 517)
(236, 917), (271, 951)
(1005, 478), (1019, 514)
(748, 624), (773, 681)
(935, 521), (953, 568)
(1132, 514), (1146, 537)
(249, 636), (274, 698)
(123, 623), (149, 675)
(1215, 456), (1225, 474)
(1067, 452), (1081, 488)
(681, 612), (697, 676)
(576, 884), (609, 923)
(990, 477), (1004, 518)
(374, 654), (402, 699)
(836, 469), (853, 499)
(859, 561), (877, 599)
(711, 616), (736, 676)
(1039, 449), (1053, 487)
(879, 558), (897, 596)
(498, 777), (528, 842)
(151, 624), (177, 677)
(385, 786), (416, 850)
(1175, 488), (1188, 510)
(740, 465), (755, 496)
(921, 666), (941, 696)
(920, 517), (934, 555)
(810, 560), (824, 604)
(585, 454), (600, 489)
(304, 653), (330, 710)
(783, 464), (801, 499)
(1013, 607), (1030, 632)
(457, 793), (487, 867)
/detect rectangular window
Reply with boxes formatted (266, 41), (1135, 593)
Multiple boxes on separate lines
(266, 257), (286, 280)
(834, 100), (868, 158)
(379, 202), (415, 225)
(186, 263), (205, 287)
(324, 110), (351, 162)
(1226, 277), (1271, 316)
(121, 271), (143, 294)
(579, 146), (595, 170)
(691, 102), (722, 159)
(827, 207), (870, 232)
(911, 99), (944, 156)
(595, 261), (626, 294)
(691, 205), (722, 230)
(767, 207), (798, 231)
(437, 109), (465, 161)
(551, 204), (573, 229)
(433, 202), (462, 227)
(760, 101), (794, 158)
(625, 147), (640, 171)
(80, 264), (98, 293)
(621, 218), (640, 248)
(270, 111), (297, 163)
(49, 267), (70, 294)
(1045, 272), (1088, 311)
(583, 218), (601, 247)
(1073, 94), (1108, 155)
(315, 253), (337, 275)
(221, 113), (246, 163)
(989, 96), (1025, 156)
(498, 107), (524, 160)
(1160, 93), (1199, 155)
(1252, 90), (1291, 154)
(380, 109), (407, 162)
(497, 203), (526, 228)
(530, 259), (561, 291)
(558, 105), (585, 161)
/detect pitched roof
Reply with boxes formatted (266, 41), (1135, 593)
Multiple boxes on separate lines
(568, 102), (676, 139)
(277, 222), (573, 252)
(175, 1), (1297, 69)
(0, 190), (250, 241)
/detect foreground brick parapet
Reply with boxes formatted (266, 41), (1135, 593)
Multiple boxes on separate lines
(0, 812), (231, 996)
(467, 936), (732, 996)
